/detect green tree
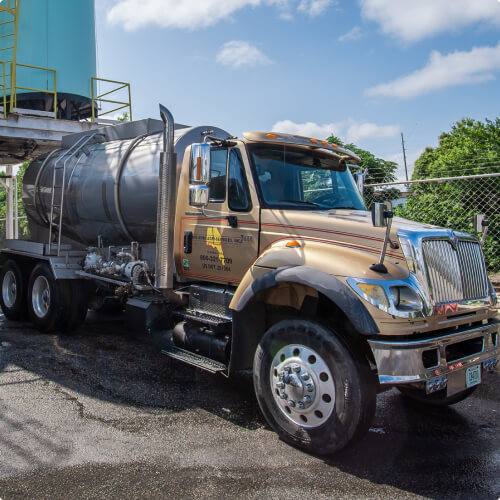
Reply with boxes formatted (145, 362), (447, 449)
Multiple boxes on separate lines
(327, 134), (400, 206)
(396, 118), (500, 272)
(0, 162), (30, 244)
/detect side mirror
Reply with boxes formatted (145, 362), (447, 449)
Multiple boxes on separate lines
(473, 214), (487, 234)
(371, 202), (392, 228)
(370, 202), (394, 273)
(354, 172), (364, 196)
(472, 213), (489, 246)
(189, 143), (211, 209)
(190, 143), (211, 184)
(189, 185), (210, 207)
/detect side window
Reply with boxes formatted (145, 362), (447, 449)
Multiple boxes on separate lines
(210, 149), (228, 202)
(228, 149), (252, 212)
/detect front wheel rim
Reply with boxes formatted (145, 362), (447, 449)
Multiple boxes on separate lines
(2, 270), (17, 308)
(270, 344), (336, 428)
(32, 275), (51, 319)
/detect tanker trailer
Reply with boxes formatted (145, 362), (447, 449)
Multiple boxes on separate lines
(1, 104), (230, 331)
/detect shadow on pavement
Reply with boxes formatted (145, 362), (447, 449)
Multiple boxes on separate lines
(0, 312), (265, 432)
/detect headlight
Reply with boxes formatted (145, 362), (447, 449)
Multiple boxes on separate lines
(357, 283), (390, 309)
(347, 277), (426, 318)
(488, 279), (498, 306)
(389, 286), (423, 311)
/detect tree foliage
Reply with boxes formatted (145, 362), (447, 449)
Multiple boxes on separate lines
(0, 162), (30, 245)
(396, 118), (500, 272)
(327, 134), (400, 205)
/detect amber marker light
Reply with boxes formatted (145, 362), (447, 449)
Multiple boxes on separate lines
(331, 143), (338, 148)
(266, 133), (277, 139)
(309, 138), (318, 144)
(286, 240), (301, 248)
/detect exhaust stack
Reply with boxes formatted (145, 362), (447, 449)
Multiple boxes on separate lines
(155, 104), (177, 290)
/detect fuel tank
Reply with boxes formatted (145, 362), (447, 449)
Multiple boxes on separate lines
(23, 122), (230, 246)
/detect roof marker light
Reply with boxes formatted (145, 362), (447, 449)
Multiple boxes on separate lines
(331, 143), (338, 148)
(309, 138), (318, 144)
(266, 133), (277, 139)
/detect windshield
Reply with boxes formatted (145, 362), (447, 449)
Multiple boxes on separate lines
(248, 144), (366, 211)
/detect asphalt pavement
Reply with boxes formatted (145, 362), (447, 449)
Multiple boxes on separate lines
(0, 311), (498, 499)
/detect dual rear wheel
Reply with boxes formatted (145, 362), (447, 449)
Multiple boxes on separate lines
(0, 259), (88, 332)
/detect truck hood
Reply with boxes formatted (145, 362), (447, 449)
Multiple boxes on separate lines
(258, 209), (437, 280)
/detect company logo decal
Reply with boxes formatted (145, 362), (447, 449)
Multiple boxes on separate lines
(206, 227), (226, 265)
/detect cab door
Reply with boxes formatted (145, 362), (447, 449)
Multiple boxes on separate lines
(179, 145), (260, 284)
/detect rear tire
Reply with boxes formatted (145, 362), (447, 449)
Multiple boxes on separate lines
(64, 280), (89, 331)
(0, 259), (27, 320)
(253, 319), (376, 455)
(27, 263), (87, 333)
(397, 385), (477, 406)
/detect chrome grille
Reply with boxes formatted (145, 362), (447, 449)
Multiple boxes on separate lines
(456, 240), (489, 300)
(422, 239), (488, 304)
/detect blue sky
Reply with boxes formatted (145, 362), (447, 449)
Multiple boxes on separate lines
(95, 0), (500, 179)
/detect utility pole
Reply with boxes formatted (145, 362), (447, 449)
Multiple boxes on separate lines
(401, 132), (409, 183)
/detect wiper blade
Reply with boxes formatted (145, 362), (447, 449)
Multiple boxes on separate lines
(279, 199), (322, 207)
(331, 206), (358, 210)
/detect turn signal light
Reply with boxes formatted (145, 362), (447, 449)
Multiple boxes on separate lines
(286, 240), (301, 248)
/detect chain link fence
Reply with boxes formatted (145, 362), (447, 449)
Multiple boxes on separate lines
(362, 173), (500, 274)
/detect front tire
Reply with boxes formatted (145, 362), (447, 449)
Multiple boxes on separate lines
(253, 319), (376, 455)
(0, 259), (27, 320)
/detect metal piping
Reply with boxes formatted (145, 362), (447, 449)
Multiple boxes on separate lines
(33, 149), (59, 225)
(155, 104), (177, 290)
(114, 134), (147, 242)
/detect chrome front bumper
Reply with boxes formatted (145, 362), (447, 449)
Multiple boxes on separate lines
(368, 320), (499, 387)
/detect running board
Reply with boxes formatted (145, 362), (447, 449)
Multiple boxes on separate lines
(161, 344), (227, 374)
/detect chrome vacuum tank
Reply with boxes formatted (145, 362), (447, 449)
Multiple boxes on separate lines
(22, 122), (230, 246)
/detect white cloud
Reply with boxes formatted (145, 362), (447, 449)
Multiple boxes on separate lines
(298, 0), (333, 17)
(271, 120), (342, 139)
(107, 0), (334, 31)
(271, 119), (399, 143)
(216, 41), (272, 68)
(365, 42), (500, 99)
(338, 26), (363, 42)
(346, 122), (400, 142)
(359, 0), (500, 42)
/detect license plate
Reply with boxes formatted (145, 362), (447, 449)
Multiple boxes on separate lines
(466, 364), (481, 388)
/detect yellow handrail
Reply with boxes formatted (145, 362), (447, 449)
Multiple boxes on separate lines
(0, 60), (7, 119)
(11, 62), (57, 118)
(91, 77), (132, 122)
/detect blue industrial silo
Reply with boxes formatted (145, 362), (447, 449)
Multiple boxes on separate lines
(4, 0), (97, 120)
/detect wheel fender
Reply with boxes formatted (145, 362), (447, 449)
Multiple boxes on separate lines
(229, 265), (379, 371)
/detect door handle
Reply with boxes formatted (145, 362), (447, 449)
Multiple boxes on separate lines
(227, 216), (238, 228)
(183, 231), (193, 253)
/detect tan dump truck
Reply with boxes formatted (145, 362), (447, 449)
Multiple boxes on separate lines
(0, 105), (498, 455)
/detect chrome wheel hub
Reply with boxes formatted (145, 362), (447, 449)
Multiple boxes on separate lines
(270, 344), (335, 428)
(32, 276), (51, 319)
(2, 271), (17, 308)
